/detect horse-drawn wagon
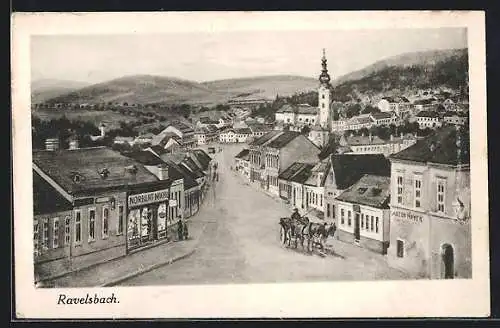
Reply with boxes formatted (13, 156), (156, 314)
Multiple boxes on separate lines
(279, 215), (336, 254)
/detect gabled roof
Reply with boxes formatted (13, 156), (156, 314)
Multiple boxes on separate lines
(335, 174), (391, 209)
(390, 125), (470, 166)
(190, 150), (211, 171)
(158, 152), (187, 165)
(249, 130), (282, 146)
(33, 170), (73, 215)
(33, 147), (159, 194)
(235, 149), (250, 160)
(266, 131), (301, 149)
(161, 160), (199, 190)
(371, 112), (394, 120)
(330, 154), (391, 190)
(181, 158), (205, 179)
(122, 150), (164, 166)
(235, 127), (252, 134)
(192, 149), (212, 165)
(278, 162), (308, 180)
(289, 163), (315, 184)
(304, 158), (331, 187)
(416, 110), (441, 118)
(343, 135), (387, 146)
(169, 121), (195, 134)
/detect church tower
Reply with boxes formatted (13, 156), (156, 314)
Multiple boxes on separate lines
(318, 49), (332, 129)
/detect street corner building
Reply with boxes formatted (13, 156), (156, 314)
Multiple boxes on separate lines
(334, 174), (391, 255)
(31, 145), (187, 284)
(248, 130), (321, 197)
(387, 125), (471, 279)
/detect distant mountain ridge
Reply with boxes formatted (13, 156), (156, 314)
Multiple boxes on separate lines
(34, 48), (468, 106)
(38, 74), (318, 105)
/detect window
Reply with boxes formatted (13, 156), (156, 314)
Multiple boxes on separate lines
(348, 211), (352, 227)
(437, 179), (446, 213)
(332, 205), (335, 218)
(397, 239), (404, 258)
(376, 217), (379, 233)
(327, 204), (331, 218)
(117, 205), (124, 235)
(42, 220), (49, 249)
(361, 214), (364, 229)
(371, 216), (374, 232)
(75, 211), (82, 243)
(102, 207), (109, 238)
(89, 209), (96, 241)
(341, 209), (345, 225)
(415, 177), (422, 208)
(322, 94), (325, 99)
(397, 176), (404, 204)
(34, 220), (39, 256)
(64, 216), (71, 245)
(53, 218), (59, 248)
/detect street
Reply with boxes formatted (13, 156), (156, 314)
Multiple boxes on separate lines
(120, 143), (409, 286)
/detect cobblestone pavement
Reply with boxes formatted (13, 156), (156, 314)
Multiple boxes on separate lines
(120, 144), (410, 286)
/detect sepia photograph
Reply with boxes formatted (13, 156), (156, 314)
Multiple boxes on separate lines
(12, 11), (489, 318)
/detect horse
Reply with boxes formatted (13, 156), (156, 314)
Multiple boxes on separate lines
(303, 222), (337, 252)
(279, 217), (309, 249)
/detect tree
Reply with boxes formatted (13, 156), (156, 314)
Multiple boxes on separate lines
(361, 105), (381, 115)
(345, 103), (362, 118)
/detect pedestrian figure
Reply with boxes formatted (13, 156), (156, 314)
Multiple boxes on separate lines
(183, 220), (189, 240)
(177, 220), (184, 241)
(216, 172), (219, 181)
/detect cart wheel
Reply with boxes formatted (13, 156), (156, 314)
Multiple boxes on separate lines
(280, 226), (286, 245)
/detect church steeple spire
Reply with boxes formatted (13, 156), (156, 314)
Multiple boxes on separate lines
(319, 48), (331, 86)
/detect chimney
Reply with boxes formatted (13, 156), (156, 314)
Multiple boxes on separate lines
(69, 138), (79, 150)
(158, 164), (169, 180)
(45, 138), (60, 151)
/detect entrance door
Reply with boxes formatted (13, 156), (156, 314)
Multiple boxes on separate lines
(442, 244), (455, 279)
(354, 213), (360, 241)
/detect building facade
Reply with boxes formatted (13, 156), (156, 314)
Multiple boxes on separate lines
(334, 175), (391, 254)
(388, 126), (471, 279)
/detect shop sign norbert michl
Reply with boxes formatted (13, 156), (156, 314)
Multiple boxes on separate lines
(128, 189), (169, 207)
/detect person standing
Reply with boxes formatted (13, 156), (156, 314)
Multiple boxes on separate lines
(183, 220), (189, 240)
(177, 219), (184, 241)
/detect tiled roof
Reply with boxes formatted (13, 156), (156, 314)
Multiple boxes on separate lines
(181, 158), (205, 179)
(249, 130), (282, 146)
(158, 152), (186, 165)
(416, 110), (441, 118)
(235, 149), (250, 160)
(266, 131), (301, 149)
(296, 104), (317, 115)
(248, 123), (272, 134)
(414, 98), (436, 105)
(33, 147), (159, 194)
(161, 160), (199, 190)
(390, 125), (470, 166)
(344, 135), (387, 146)
(189, 151), (210, 171)
(371, 112), (394, 120)
(304, 158), (331, 186)
(235, 128), (252, 135)
(192, 149), (212, 165)
(276, 104), (296, 113)
(335, 174), (390, 209)
(33, 170), (73, 215)
(122, 150), (165, 166)
(278, 162), (308, 180)
(289, 163), (315, 184)
(170, 121), (195, 134)
(330, 154), (391, 190)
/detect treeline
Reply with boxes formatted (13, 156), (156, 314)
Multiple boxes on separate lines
(32, 116), (100, 150)
(332, 53), (469, 101)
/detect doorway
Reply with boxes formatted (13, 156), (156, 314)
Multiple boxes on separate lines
(442, 244), (455, 279)
(354, 213), (360, 241)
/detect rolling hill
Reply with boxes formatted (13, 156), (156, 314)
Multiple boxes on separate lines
(331, 48), (468, 100)
(39, 75), (318, 106)
(37, 48), (468, 106)
(31, 79), (90, 103)
(202, 75), (317, 100)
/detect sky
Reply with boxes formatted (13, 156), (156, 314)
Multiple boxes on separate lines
(31, 28), (467, 84)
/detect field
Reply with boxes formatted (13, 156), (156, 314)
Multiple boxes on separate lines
(32, 109), (141, 130)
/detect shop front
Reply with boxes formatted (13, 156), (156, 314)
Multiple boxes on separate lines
(127, 188), (170, 251)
